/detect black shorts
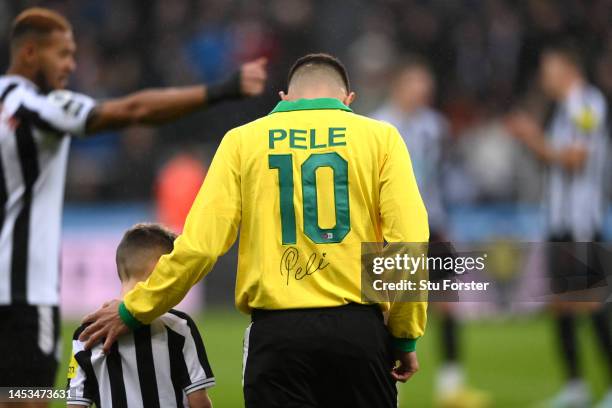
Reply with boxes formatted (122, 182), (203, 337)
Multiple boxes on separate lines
(547, 232), (609, 296)
(0, 304), (60, 386)
(428, 230), (459, 302)
(243, 303), (397, 408)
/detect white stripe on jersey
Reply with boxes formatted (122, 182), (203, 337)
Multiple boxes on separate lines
(149, 320), (182, 408)
(117, 333), (144, 407)
(37, 305), (55, 355)
(95, 346), (113, 408)
(242, 322), (252, 386)
(0, 75), (95, 306)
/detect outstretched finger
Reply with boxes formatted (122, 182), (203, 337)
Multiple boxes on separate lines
(78, 320), (102, 342)
(84, 328), (107, 351)
(102, 330), (118, 355)
(81, 309), (100, 324)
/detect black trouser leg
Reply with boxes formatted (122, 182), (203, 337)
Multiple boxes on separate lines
(441, 313), (459, 363)
(557, 313), (580, 380)
(591, 308), (612, 380)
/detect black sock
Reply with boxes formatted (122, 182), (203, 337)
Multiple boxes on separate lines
(591, 309), (612, 379)
(557, 314), (580, 380)
(441, 314), (459, 362)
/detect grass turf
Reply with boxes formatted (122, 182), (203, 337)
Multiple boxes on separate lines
(54, 310), (609, 407)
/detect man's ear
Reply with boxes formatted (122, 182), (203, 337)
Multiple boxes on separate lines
(343, 91), (356, 106)
(21, 41), (39, 65)
(278, 91), (290, 101)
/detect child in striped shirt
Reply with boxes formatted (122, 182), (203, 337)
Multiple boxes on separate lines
(66, 223), (215, 408)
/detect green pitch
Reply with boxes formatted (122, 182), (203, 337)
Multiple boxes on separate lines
(53, 310), (608, 407)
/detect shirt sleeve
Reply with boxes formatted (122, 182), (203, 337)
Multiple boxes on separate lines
(379, 124), (429, 347)
(180, 313), (216, 394)
(569, 94), (606, 136)
(166, 311), (216, 397)
(19, 89), (96, 137)
(66, 336), (96, 406)
(567, 89), (609, 171)
(124, 129), (242, 324)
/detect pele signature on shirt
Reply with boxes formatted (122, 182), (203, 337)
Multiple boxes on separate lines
(280, 246), (330, 285)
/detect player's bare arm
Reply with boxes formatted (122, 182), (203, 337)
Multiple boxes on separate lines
(85, 57), (267, 133)
(187, 389), (214, 408)
(505, 109), (587, 171)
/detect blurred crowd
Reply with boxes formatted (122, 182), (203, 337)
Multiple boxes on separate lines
(1, 0), (611, 205)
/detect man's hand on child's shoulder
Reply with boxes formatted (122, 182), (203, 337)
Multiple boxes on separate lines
(79, 299), (129, 353)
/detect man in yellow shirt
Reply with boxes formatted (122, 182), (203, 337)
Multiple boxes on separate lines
(81, 53), (429, 407)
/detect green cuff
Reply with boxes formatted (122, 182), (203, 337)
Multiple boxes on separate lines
(118, 301), (143, 330)
(392, 337), (418, 352)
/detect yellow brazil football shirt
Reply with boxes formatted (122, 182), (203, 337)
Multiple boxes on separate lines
(122, 98), (429, 348)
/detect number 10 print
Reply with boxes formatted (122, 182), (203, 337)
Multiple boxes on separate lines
(269, 152), (350, 245)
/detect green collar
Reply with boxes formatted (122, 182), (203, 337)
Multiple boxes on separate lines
(269, 98), (352, 114)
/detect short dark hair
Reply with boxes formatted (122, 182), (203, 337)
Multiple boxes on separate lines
(542, 41), (583, 71)
(10, 7), (72, 46)
(287, 53), (350, 91)
(116, 223), (177, 281)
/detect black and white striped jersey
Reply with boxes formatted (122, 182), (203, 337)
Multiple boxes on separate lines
(546, 84), (609, 240)
(0, 75), (96, 306)
(67, 309), (215, 408)
(372, 105), (449, 232)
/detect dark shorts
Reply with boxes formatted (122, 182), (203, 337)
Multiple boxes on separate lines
(547, 232), (609, 296)
(428, 231), (459, 302)
(0, 304), (60, 386)
(242, 303), (397, 408)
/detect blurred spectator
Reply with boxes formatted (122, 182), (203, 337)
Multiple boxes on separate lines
(156, 151), (208, 232)
(1, 0), (610, 206)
